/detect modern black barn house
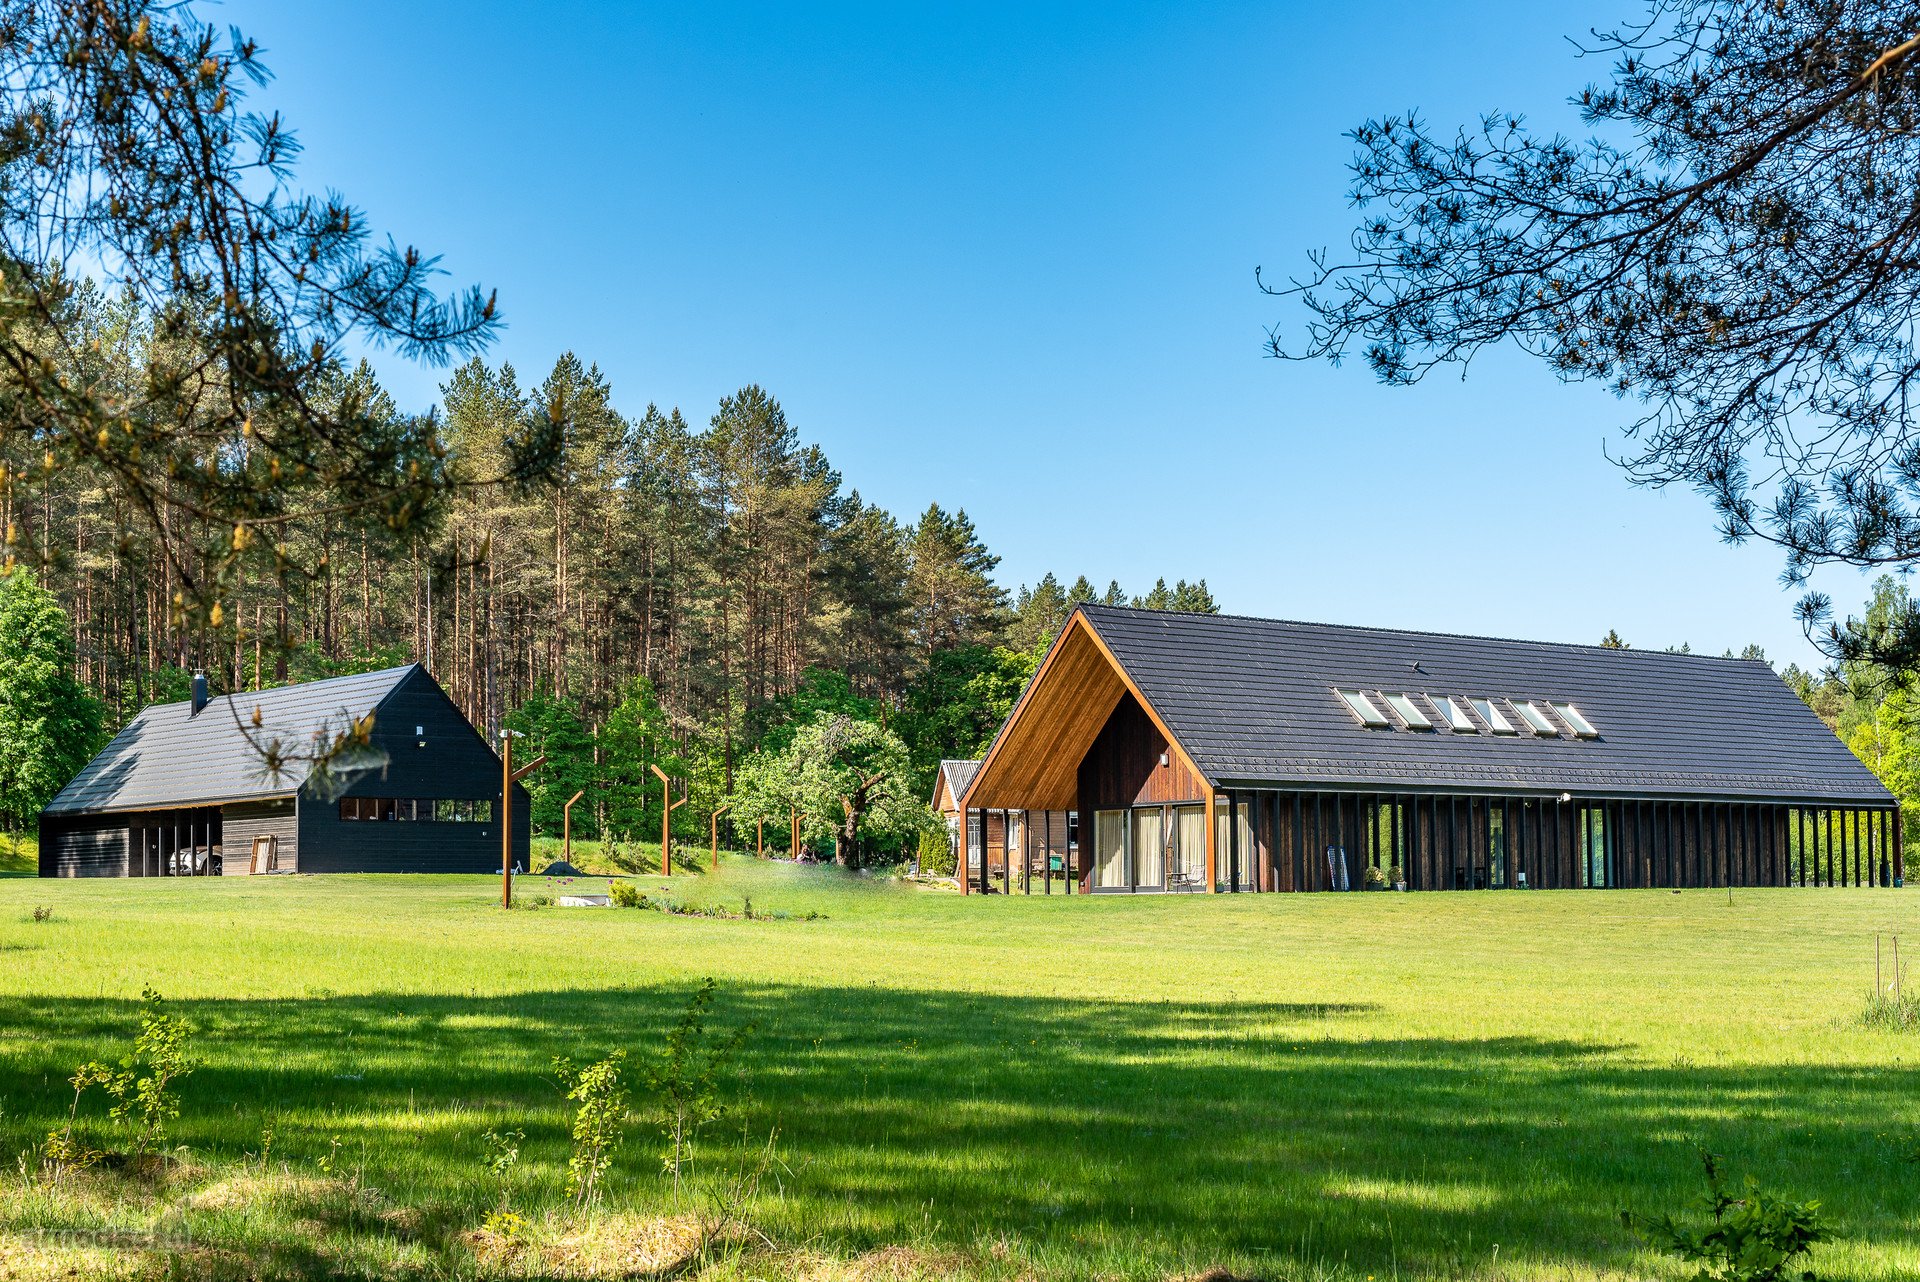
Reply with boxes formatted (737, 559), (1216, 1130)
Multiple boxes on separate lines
(38, 665), (528, 877)
(957, 605), (1900, 895)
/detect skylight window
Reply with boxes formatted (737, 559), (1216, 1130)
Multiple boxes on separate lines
(1436, 696), (1477, 732)
(1383, 692), (1433, 730)
(1335, 688), (1390, 727)
(1470, 698), (1517, 735)
(1552, 702), (1599, 738)
(1515, 701), (1561, 736)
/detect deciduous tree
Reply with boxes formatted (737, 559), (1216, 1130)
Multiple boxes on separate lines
(0, 570), (100, 830)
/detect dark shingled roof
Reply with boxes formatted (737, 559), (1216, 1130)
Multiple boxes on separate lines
(1077, 605), (1889, 803)
(43, 666), (417, 816)
(935, 759), (980, 809)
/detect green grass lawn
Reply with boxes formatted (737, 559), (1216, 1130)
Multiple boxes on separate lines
(0, 865), (1914, 1280)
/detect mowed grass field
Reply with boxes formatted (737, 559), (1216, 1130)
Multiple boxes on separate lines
(0, 863), (1914, 1280)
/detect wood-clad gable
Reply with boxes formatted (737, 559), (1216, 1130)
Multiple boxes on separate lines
(962, 612), (1209, 812)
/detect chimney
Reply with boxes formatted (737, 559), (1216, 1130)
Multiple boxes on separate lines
(191, 671), (208, 717)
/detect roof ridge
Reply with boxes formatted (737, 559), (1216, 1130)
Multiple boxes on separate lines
(138, 663), (420, 713)
(1075, 604), (1773, 667)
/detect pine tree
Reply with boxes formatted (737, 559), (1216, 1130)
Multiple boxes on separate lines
(905, 505), (1007, 656)
(1009, 573), (1070, 649)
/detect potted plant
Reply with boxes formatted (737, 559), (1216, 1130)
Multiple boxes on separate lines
(1362, 864), (1386, 891)
(1390, 863), (1406, 891)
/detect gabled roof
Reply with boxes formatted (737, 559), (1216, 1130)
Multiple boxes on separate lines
(43, 665), (419, 816)
(933, 759), (980, 811)
(963, 606), (1890, 807)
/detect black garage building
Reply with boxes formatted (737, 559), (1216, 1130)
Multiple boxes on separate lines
(38, 664), (528, 877)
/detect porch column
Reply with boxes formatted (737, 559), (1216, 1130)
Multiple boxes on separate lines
(980, 811), (990, 895)
(960, 807), (971, 896)
(1227, 789), (1241, 892)
(1022, 809), (1032, 895)
(1203, 784), (1217, 893)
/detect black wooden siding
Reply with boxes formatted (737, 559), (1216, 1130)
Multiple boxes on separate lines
(295, 667), (529, 874)
(38, 813), (127, 877)
(1235, 789), (1898, 892)
(222, 799), (298, 873)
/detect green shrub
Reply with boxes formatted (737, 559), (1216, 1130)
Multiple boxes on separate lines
(645, 978), (752, 1196)
(553, 1051), (628, 1207)
(916, 826), (956, 877)
(1624, 1149), (1828, 1282)
(609, 880), (645, 908)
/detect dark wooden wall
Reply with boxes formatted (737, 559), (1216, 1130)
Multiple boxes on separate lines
(38, 813), (128, 877)
(1076, 692), (1204, 811)
(297, 667), (528, 874)
(222, 799), (298, 873)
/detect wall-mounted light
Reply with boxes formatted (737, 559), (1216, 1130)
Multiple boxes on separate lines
(1159, 751), (1169, 767)
(416, 725), (426, 748)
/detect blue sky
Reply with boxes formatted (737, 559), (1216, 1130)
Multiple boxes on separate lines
(214, 1), (1873, 668)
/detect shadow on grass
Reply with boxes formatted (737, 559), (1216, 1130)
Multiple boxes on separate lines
(0, 982), (1914, 1278)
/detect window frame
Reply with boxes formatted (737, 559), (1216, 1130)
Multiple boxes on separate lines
(1383, 692), (1434, 730)
(1515, 701), (1561, 736)
(1552, 702), (1599, 738)
(1435, 696), (1478, 733)
(1470, 698), (1518, 735)
(1335, 688), (1391, 727)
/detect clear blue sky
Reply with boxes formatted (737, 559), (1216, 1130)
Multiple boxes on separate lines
(215, 0), (1873, 668)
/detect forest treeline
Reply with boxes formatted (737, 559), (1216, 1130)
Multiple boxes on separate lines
(0, 284), (1217, 845)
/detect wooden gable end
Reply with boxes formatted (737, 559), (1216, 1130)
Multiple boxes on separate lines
(961, 611), (1210, 812)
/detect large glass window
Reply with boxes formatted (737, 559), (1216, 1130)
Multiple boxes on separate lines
(1093, 810), (1127, 888)
(1488, 804), (1508, 887)
(1132, 808), (1164, 889)
(1215, 799), (1253, 890)
(1582, 808), (1609, 887)
(1169, 805), (1207, 890)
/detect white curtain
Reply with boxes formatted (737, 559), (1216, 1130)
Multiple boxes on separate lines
(1132, 808), (1164, 889)
(1094, 810), (1127, 888)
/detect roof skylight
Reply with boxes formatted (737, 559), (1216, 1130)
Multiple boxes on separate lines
(1436, 696), (1477, 732)
(1384, 692), (1433, 730)
(1470, 698), (1517, 735)
(1515, 701), (1561, 736)
(1335, 688), (1390, 727)
(1552, 702), (1599, 738)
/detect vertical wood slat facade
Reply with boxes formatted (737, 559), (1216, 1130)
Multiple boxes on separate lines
(1042, 788), (1895, 894)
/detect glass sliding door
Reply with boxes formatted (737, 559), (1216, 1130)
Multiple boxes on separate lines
(1093, 810), (1128, 889)
(1215, 800), (1253, 891)
(1168, 805), (1207, 890)
(1131, 807), (1164, 890)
